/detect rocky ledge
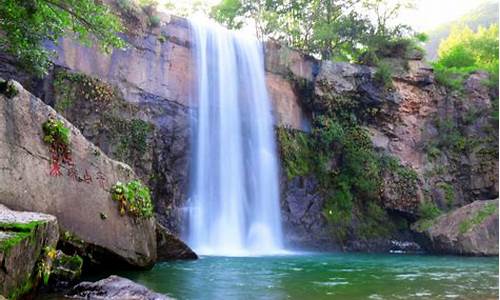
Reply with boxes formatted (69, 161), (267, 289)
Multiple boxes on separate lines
(68, 275), (172, 300)
(415, 199), (499, 256)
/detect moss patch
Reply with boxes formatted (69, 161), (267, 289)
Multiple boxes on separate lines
(458, 203), (497, 234)
(0, 221), (41, 252)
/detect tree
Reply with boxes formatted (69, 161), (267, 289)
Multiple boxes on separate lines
(433, 24), (499, 90)
(211, 0), (416, 61)
(0, 0), (126, 76)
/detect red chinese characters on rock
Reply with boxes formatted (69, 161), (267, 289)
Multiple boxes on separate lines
(96, 170), (107, 189)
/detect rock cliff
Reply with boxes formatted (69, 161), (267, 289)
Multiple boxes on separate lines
(0, 13), (497, 255)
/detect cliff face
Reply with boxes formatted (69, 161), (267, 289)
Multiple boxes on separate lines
(0, 15), (497, 254)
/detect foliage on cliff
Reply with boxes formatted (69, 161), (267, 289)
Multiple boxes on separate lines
(211, 0), (421, 62)
(433, 24), (499, 91)
(0, 0), (125, 75)
(111, 180), (154, 219)
(278, 108), (413, 241)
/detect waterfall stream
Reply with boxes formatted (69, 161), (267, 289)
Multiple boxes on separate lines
(187, 18), (284, 256)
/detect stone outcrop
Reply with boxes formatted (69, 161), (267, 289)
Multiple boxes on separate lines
(415, 199), (498, 256)
(0, 80), (156, 268)
(68, 275), (172, 300)
(156, 222), (197, 260)
(0, 204), (58, 299)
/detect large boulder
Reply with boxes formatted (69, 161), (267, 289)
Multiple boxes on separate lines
(0, 80), (156, 268)
(415, 199), (498, 256)
(156, 222), (197, 260)
(67, 275), (172, 300)
(0, 204), (58, 299)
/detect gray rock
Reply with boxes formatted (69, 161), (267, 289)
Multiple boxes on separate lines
(0, 80), (156, 268)
(67, 275), (172, 300)
(416, 199), (498, 256)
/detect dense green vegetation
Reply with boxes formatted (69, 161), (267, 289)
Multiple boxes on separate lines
(425, 1), (498, 60)
(433, 24), (499, 91)
(0, 0), (125, 75)
(278, 99), (418, 242)
(211, 0), (423, 63)
(111, 180), (154, 219)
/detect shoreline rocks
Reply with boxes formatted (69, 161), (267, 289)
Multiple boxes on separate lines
(415, 199), (499, 256)
(67, 275), (172, 300)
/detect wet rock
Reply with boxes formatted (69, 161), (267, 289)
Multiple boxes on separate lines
(156, 222), (197, 260)
(0, 204), (58, 299)
(67, 275), (172, 300)
(415, 199), (498, 256)
(0, 80), (156, 268)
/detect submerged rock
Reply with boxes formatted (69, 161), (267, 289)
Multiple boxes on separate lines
(0, 204), (58, 299)
(67, 275), (172, 300)
(156, 222), (197, 260)
(0, 80), (156, 268)
(415, 199), (499, 256)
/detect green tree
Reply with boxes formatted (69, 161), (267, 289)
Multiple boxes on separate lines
(434, 24), (499, 89)
(211, 0), (416, 61)
(0, 0), (126, 75)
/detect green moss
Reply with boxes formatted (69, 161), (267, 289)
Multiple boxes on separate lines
(8, 275), (33, 299)
(112, 118), (153, 161)
(276, 127), (314, 179)
(53, 69), (116, 112)
(0, 221), (41, 252)
(458, 203), (497, 234)
(111, 180), (154, 219)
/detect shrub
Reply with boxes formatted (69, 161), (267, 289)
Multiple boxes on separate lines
(42, 117), (70, 147)
(418, 201), (442, 220)
(149, 15), (161, 27)
(435, 24), (499, 91)
(42, 116), (72, 176)
(374, 62), (393, 89)
(111, 180), (154, 219)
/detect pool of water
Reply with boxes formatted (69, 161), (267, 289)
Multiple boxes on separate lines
(110, 253), (497, 300)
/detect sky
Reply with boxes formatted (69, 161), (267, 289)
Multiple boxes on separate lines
(157, 0), (491, 32)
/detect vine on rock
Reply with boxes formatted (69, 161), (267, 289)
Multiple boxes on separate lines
(42, 115), (72, 176)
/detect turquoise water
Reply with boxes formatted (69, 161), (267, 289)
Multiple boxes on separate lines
(116, 253), (498, 300)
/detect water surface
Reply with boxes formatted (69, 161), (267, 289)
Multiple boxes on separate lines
(117, 253), (498, 300)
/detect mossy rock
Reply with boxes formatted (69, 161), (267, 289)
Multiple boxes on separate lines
(0, 205), (59, 299)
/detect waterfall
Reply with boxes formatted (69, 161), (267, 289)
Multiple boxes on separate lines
(187, 18), (284, 256)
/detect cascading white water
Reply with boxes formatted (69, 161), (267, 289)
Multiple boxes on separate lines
(187, 18), (284, 256)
